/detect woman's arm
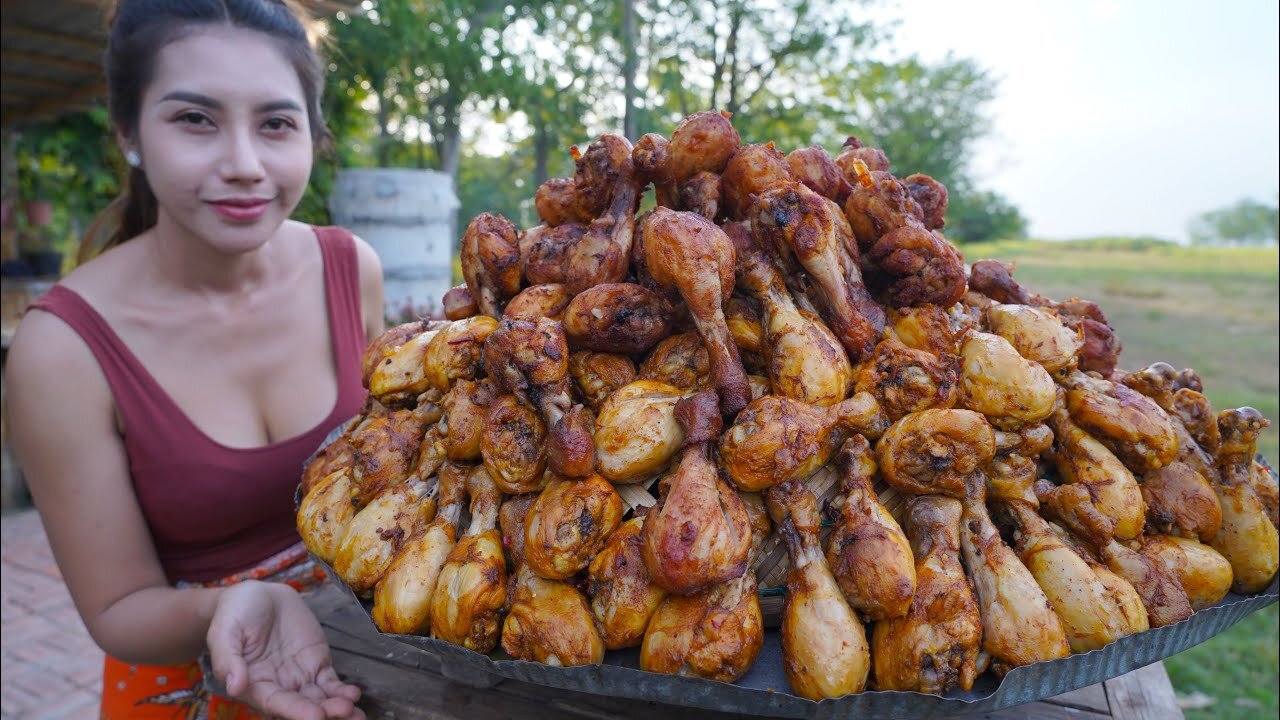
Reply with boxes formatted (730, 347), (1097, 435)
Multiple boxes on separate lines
(5, 310), (224, 664)
(351, 233), (385, 344)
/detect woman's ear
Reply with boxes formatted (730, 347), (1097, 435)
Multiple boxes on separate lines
(116, 130), (140, 168)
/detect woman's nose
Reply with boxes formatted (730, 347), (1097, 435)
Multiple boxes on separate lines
(220, 128), (266, 182)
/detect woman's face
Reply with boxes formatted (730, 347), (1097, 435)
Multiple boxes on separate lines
(130, 27), (313, 255)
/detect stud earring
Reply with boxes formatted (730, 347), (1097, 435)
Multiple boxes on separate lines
(126, 150), (141, 168)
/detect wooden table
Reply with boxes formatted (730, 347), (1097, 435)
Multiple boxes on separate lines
(305, 582), (1185, 720)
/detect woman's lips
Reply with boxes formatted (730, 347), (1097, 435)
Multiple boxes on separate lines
(209, 198), (270, 222)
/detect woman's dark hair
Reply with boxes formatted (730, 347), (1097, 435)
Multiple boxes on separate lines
(80, 0), (331, 263)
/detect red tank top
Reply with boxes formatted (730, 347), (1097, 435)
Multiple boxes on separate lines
(27, 226), (367, 583)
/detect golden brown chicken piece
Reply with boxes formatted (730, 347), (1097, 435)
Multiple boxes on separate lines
(502, 283), (573, 321)
(371, 462), (468, 635)
(297, 469), (357, 565)
(841, 161), (924, 252)
(956, 331), (1057, 430)
(429, 466), (508, 653)
(334, 477), (437, 595)
(1046, 408), (1146, 541)
(637, 332), (711, 392)
(1210, 408), (1279, 593)
(967, 260), (1123, 376)
(300, 426), (356, 499)
(903, 173), (949, 231)
(854, 337), (961, 421)
(519, 222), (590, 286)
(886, 304), (959, 357)
(720, 142), (794, 220)
(1173, 388), (1222, 456)
(348, 405), (434, 507)
(639, 566), (763, 682)
(642, 392), (753, 594)
(442, 285), (478, 320)
(484, 317), (596, 478)
(824, 436), (915, 620)
(1141, 461), (1222, 542)
(1121, 364), (1222, 484)
(677, 171), (722, 221)
(752, 182), (885, 362)
(1037, 482), (1193, 627)
(724, 293), (767, 373)
(366, 325), (440, 404)
(561, 283), (673, 354)
(360, 320), (438, 389)
(666, 110), (742, 183)
(1139, 535), (1233, 611)
(872, 496), (982, 695)
(984, 453), (1040, 507)
(632, 132), (679, 208)
(868, 226), (968, 310)
(720, 392), (889, 493)
(460, 213), (522, 317)
(640, 208), (752, 415)
(1251, 459), (1280, 530)
(766, 478), (870, 700)
(834, 136), (890, 179)
(480, 394), (548, 494)
(876, 409), (995, 498)
(567, 351), (636, 413)
(524, 474), (623, 580)
(958, 476), (1070, 671)
(587, 516), (670, 649)
(565, 135), (645, 294)
(593, 380), (688, 484)
(438, 379), (493, 462)
(786, 145), (852, 203)
(729, 219), (852, 406)
(985, 303), (1083, 374)
(999, 500), (1146, 652)
(1059, 369), (1179, 474)
(534, 176), (592, 227)
(421, 315), (499, 394)
(501, 564), (605, 666)
(498, 492), (538, 571)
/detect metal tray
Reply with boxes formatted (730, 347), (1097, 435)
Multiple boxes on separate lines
(312, 556), (1276, 719)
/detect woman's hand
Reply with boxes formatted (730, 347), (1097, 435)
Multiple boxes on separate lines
(208, 581), (364, 720)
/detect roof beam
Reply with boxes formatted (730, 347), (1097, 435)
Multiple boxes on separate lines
(0, 25), (105, 54)
(2, 50), (102, 76)
(0, 75), (69, 91)
(5, 83), (106, 125)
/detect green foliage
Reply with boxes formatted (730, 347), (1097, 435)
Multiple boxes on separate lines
(944, 189), (1028, 244)
(1189, 196), (1279, 247)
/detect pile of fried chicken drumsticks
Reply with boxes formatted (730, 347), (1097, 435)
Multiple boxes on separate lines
(297, 110), (1279, 700)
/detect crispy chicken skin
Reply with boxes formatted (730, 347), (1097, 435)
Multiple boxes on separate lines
(460, 213), (522, 317)
(567, 351), (636, 412)
(334, 477), (437, 595)
(502, 565), (605, 666)
(871, 496), (982, 695)
(429, 466), (507, 653)
(534, 176), (592, 227)
(503, 283), (573, 322)
(442, 284), (478, 320)
(1141, 461), (1222, 542)
(1046, 408), (1147, 541)
(1059, 369), (1179, 474)
(587, 516), (669, 649)
(348, 404), (434, 507)
(519, 222), (590, 286)
(297, 468), (357, 565)
(561, 283), (673, 354)
(523, 474), (623, 581)
(720, 142), (794, 220)
(886, 304), (959, 357)
(842, 164), (924, 252)
(1210, 408), (1279, 593)
(480, 394), (548, 494)
(639, 567), (763, 682)
(956, 331), (1057, 430)
(592, 380), (687, 484)
(423, 316), (498, 394)
(1139, 535), (1233, 611)
(786, 145), (851, 203)
(986, 303), (1082, 374)
(854, 337), (961, 421)
(876, 409), (996, 498)
(565, 134), (645, 294)
(638, 332), (711, 392)
(904, 173), (948, 230)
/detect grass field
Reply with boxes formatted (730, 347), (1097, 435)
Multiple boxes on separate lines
(965, 238), (1279, 720)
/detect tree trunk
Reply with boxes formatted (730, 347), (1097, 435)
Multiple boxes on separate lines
(622, 0), (637, 140)
(375, 84), (392, 166)
(533, 119), (551, 186)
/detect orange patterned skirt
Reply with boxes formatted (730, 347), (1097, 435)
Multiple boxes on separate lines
(99, 542), (328, 720)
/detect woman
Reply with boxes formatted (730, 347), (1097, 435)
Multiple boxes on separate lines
(5, 1), (381, 718)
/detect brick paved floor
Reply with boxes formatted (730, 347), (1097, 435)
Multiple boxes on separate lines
(1, 509), (103, 720)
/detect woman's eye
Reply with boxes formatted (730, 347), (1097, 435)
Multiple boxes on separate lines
(176, 111), (212, 126)
(263, 117), (298, 133)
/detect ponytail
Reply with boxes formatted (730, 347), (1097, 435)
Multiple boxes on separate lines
(77, 165), (158, 265)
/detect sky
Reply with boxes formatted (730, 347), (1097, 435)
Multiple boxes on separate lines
(868, 0), (1280, 243)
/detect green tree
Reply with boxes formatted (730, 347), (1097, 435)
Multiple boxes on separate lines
(1189, 197), (1279, 247)
(944, 189), (1028, 244)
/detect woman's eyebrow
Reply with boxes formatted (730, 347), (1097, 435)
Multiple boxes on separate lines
(157, 91), (302, 113)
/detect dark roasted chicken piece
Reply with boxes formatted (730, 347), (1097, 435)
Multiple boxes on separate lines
(442, 284), (478, 320)
(300, 426), (356, 499)
(903, 173), (948, 230)
(766, 478), (870, 699)
(439, 379), (493, 462)
(480, 394), (548, 494)
(348, 404), (435, 507)
(460, 213), (522, 317)
(534, 176), (592, 227)
(637, 332), (711, 392)
(825, 436), (915, 620)
(854, 337), (961, 421)
(519, 222), (590, 286)
(834, 136), (890, 179)
(561, 283), (673, 354)
(841, 161), (924, 252)
(430, 466), (507, 653)
(423, 316), (498, 394)
(751, 181), (885, 362)
(484, 317), (595, 478)
(639, 564), (763, 682)
(565, 135), (645, 294)
(871, 496), (982, 695)
(640, 208), (751, 415)
(719, 142), (793, 220)
(567, 351), (636, 412)
(719, 393), (889, 493)
(524, 474), (623, 580)
(1141, 461), (1222, 542)
(642, 392), (752, 594)
(786, 145), (852, 203)
(678, 171), (722, 221)
(1059, 369), (1179, 474)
